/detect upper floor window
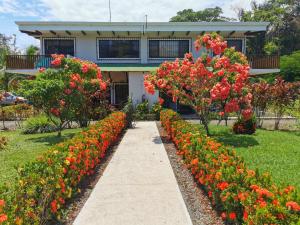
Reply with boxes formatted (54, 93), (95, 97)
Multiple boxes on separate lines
(227, 39), (243, 52)
(44, 39), (75, 56)
(98, 39), (140, 59)
(149, 39), (190, 59)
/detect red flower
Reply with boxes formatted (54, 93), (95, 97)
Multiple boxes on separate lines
(69, 81), (77, 89)
(64, 89), (72, 95)
(0, 200), (4, 207)
(50, 200), (58, 213)
(286, 201), (300, 211)
(229, 212), (236, 220)
(81, 64), (89, 73)
(221, 212), (226, 220)
(0, 214), (7, 223)
(39, 67), (46, 73)
(243, 211), (248, 220)
(158, 97), (164, 105)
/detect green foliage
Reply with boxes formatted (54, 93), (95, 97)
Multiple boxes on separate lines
(18, 56), (109, 136)
(170, 7), (234, 22)
(122, 98), (135, 128)
(280, 51), (300, 81)
(161, 109), (300, 224)
(150, 102), (162, 120)
(210, 124), (300, 189)
(22, 114), (59, 134)
(263, 41), (279, 55)
(25, 45), (39, 56)
(240, 0), (300, 55)
(0, 112), (126, 224)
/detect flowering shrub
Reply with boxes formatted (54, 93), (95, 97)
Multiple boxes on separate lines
(233, 117), (256, 135)
(160, 109), (300, 224)
(19, 55), (109, 136)
(0, 112), (126, 224)
(145, 33), (252, 135)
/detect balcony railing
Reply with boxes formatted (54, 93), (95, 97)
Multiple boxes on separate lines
(5, 54), (280, 70)
(5, 55), (52, 70)
(247, 55), (280, 69)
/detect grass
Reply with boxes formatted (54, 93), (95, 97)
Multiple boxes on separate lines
(0, 128), (81, 187)
(208, 124), (300, 190)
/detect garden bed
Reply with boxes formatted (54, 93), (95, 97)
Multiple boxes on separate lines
(156, 122), (224, 225)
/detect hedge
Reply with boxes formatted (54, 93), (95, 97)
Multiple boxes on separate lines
(160, 109), (300, 224)
(0, 112), (126, 224)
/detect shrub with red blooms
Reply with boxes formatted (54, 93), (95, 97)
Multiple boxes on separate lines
(160, 109), (300, 224)
(0, 112), (126, 224)
(19, 54), (109, 136)
(232, 117), (256, 135)
(145, 33), (252, 135)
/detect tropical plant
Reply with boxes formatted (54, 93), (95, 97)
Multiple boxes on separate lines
(22, 114), (59, 134)
(144, 33), (253, 135)
(251, 80), (270, 128)
(19, 55), (109, 136)
(268, 77), (299, 130)
(25, 45), (39, 56)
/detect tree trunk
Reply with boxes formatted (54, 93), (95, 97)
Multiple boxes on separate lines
(199, 114), (210, 136)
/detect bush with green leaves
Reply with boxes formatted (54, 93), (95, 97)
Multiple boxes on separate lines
(19, 55), (109, 136)
(22, 114), (59, 134)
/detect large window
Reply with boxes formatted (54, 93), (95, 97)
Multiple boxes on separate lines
(44, 39), (75, 56)
(149, 39), (190, 58)
(98, 39), (140, 59)
(227, 39), (243, 52)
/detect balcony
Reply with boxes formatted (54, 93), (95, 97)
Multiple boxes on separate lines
(5, 54), (280, 75)
(5, 55), (52, 70)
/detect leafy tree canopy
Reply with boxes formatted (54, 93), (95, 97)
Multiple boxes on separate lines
(26, 45), (39, 56)
(239, 0), (300, 55)
(170, 7), (234, 22)
(280, 51), (300, 81)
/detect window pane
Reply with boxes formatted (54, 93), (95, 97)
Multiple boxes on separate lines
(227, 40), (243, 52)
(44, 39), (74, 56)
(149, 40), (189, 58)
(99, 40), (139, 58)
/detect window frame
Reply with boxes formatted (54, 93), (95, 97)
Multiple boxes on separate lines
(42, 37), (76, 56)
(225, 38), (246, 54)
(96, 38), (141, 60)
(148, 38), (191, 60)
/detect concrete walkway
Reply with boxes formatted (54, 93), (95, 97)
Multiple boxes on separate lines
(73, 121), (192, 225)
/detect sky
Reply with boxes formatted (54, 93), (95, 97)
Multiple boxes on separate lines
(0, 0), (265, 51)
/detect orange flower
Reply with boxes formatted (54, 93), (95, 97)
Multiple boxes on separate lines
(217, 182), (229, 191)
(286, 201), (300, 211)
(0, 214), (8, 223)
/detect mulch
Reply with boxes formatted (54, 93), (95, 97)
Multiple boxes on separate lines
(156, 121), (224, 225)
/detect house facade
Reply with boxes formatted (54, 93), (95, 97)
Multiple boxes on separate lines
(6, 21), (280, 107)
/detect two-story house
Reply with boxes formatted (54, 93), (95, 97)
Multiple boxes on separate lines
(5, 21), (280, 107)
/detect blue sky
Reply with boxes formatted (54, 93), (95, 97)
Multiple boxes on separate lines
(0, 0), (264, 52)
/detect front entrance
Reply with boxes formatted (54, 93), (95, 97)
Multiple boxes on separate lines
(111, 83), (129, 107)
(103, 72), (129, 108)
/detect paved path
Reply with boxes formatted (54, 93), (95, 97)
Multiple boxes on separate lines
(73, 121), (192, 225)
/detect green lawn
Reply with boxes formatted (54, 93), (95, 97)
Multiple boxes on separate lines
(0, 128), (81, 187)
(209, 125), (300, 190)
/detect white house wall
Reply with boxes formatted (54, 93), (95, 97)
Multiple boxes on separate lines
(128, 72), (159, 106)
(40, 33), (246, 63)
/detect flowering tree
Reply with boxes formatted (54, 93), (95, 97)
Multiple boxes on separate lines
(19, 55), (109, 136)
(144, 33), (252, 135)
